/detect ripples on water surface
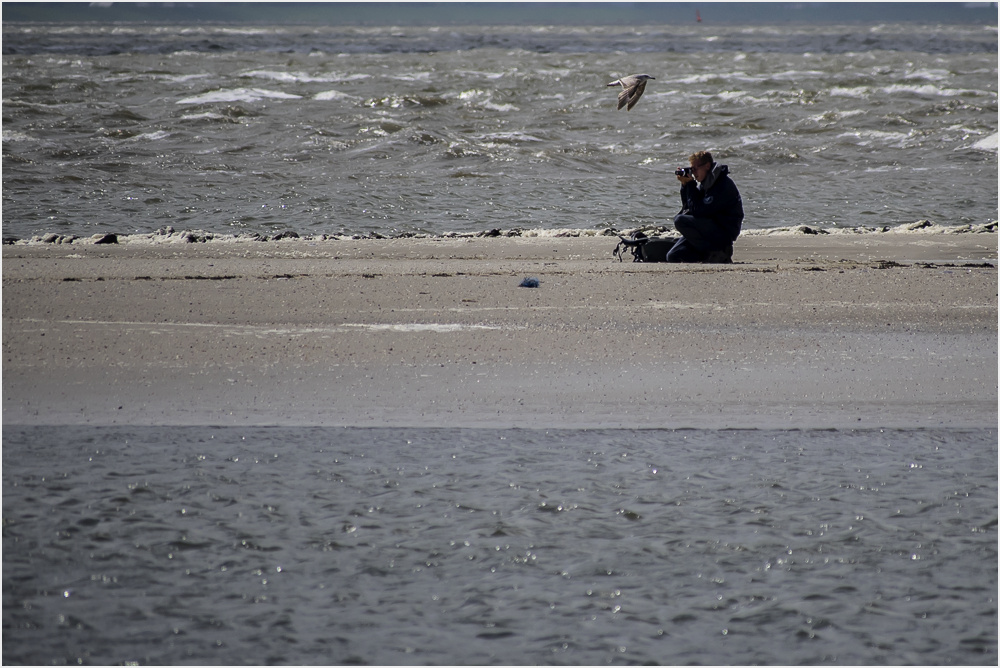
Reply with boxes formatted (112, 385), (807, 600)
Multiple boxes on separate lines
(2, 23), (997, 239)
(3, 426), (996, 665)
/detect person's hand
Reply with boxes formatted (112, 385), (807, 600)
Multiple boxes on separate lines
(676, 173), (694, 185)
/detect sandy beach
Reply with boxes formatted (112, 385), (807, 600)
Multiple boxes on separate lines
(3, 230), (996, 429)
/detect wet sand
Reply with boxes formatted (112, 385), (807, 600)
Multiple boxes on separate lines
(3, 232), (996, 428)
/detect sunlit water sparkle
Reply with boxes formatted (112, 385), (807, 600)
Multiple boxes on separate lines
(3, 426), (996, 665)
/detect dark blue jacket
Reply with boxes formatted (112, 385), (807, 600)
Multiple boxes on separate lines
(679, 163), (744, 241)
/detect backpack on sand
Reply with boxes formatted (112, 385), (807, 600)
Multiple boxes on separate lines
(613, 233), (680, 262)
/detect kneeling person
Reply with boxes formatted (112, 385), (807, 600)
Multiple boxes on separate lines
(669, 151), (744, 263)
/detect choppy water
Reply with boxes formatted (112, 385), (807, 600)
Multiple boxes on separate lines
(2, 23), (997, 240)
(3, 426), (996, 665)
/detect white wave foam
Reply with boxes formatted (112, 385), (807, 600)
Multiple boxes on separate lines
(389, 71), (433, 83)
(316, 72), (369, 82)
(519, 228), (606, 238)
(481, 101), (519, 112)
(807, 109), (867, 123)
(156, 73), (211, 83)
(768, 69), (825, 81)
(10, 222), (996, 247)
(458, 89), (518, 112)
(127, 130), (171, 141)
(738, 132), (783, 146)
(829, 86), (869, 98)
(881, 83), (966, 97)
(456, 69), (506, 80)
(836, 129), (911, 147)
(476, 132), (544, 144)
(177, 88), (302, 104)
(179, 111), (226, 121)
(240, 69), (340, 83)
(313, 90), (357, 102)
(970, 133), (998, 151)
(2, 130), (37, 142)
(903, 68), (950, 82)
(742, 221), (998, 236)
(212, 27), (274, 36)
(714, 91), (748, 102)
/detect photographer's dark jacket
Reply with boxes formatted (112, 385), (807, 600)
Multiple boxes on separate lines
(678, 163), (744, 241)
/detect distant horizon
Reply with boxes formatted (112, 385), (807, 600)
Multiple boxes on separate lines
(3, 2), (998, 25)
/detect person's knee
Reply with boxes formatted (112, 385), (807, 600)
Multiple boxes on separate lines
(673, 214), (696, 235)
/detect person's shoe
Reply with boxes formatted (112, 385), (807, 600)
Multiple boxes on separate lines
(704, 245), (734, 264)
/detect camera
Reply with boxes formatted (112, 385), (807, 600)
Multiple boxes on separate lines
(675, 167), (693, 177)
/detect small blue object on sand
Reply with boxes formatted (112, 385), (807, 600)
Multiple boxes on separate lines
(519, 277), (540, 288)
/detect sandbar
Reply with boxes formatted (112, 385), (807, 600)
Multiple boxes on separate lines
(3, 231), (996, 429)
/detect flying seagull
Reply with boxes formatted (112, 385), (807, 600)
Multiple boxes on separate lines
(607, 74), (654, 111)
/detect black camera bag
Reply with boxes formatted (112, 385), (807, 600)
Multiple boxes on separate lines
(613, 234), (679, 262)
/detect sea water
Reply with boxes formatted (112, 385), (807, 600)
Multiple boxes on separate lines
(3, 426), (996, 665)
(2, 22), (997, 241)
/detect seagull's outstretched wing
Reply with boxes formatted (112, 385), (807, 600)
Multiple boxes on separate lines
(607, 74), (654, 111)
(620, 78), (648, 110)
